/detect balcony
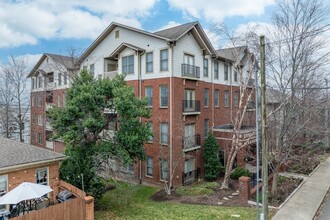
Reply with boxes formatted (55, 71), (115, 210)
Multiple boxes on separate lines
(46, 141), (54, 149)
(182, 134), (201, 152)
(182, 100), (201, 115)
(181, 64), (200, 79)
(45, 103), (53, 111)
(182, 168), (200, 185)
(104, 71), (118, 80)
(45, 121), (52, 131)
(45, 82), (55, 90)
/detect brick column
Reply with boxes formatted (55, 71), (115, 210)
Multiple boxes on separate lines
(52, 180), (60, 204)
(239, 176), (251, 203)
(85, 196), (94, 220)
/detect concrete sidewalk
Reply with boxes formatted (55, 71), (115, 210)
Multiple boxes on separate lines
(272, 157), (330, 220)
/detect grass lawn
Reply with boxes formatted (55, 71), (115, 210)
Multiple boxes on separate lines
(95, 181), (268, 220)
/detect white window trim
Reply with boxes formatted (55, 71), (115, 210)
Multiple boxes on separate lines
(35, 167), (49, 186)
(146, 156), (153, 178)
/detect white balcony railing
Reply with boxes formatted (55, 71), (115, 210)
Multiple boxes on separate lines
(104, 71), (118, 80)
(45, 82), (55, 90)
(45, 103), (53, 111)
(45, 121), (52, 130)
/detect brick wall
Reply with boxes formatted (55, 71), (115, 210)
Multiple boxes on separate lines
(3, 162), (61, 201)
(30, 91), (46, 148)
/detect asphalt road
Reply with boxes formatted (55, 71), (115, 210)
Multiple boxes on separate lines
(317, 190), (330, 220)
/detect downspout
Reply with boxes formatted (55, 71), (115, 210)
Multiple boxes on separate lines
(230, 63), (233, 122)
(138, 50), (144, 184)
(169, 43), (174, 190)
(211, 57), (215, 131)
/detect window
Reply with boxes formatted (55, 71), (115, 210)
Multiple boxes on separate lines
(184, 158), (195, 174)
(214, 90), (220, 107)
(224, 64), (229, 81)
(145, 86), (153, 107)
(38, 77), (43, 88)
(160, 159), (168, 181)
(203, 58), (208, 77)
(146, 156), (153, 177)
(146, 52), (153, 73)
(32, 78), (35, 89)
(31, 97), (34, 107)
(90, 64), (95, 77)
(37, 96), (42, 107)
(204, 119), (209, 138)
(115, 30), (120, 39)
(234, 69), (238, 82)
(31, 114), (35, 125)
(234, 91), (239, 107)
(63, 94), (66, 106)
(146, 122), (153, 142)
(122, 55), (134, 74)
(214, 62), (219, 79)
(204, 89), (209, 107)
(225, 90), (229, 107)
(160, 122), (168, 145)
(38, 115), (42, 125)
(31, 132), (35, 144)
(159, 85), (168, 107)
(37, 132), (42, 144)
(83, 66), (87, 71)
(58, 95), (62, 107)
(36, 168), (48, 185)
(64, 72), (68, 85)
(58, 73), (62, 86)
(98, 74), (103, 80)
(184, 89), (196, 111)
(184, 124), (195, 148)
(160, 49), (168, 71)
(0, 175), (7, 206)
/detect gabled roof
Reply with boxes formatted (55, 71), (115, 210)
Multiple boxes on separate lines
(76, 21), (217, 65)
(153, 22), (197, 39)
(216, 46), (248, 62)
(28, 53), (76, 78)
(0, 138), (66, 171)
(109, 43), (145, 59)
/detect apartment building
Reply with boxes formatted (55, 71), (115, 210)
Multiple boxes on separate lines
(29, 21), (255, 187)
(28, 53), (77, 152)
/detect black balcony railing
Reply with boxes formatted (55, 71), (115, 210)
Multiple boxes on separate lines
(181, 64), (200, 79)
(182, 168), (201, 185)
(182, 100), (200, 113)
(182, 134), (201, 151)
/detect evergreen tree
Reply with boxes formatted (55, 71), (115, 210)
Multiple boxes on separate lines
(203, 133), (222, 181)
(49, 70), (151, 199)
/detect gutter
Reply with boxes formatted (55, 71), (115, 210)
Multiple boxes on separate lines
(0, 157), (66, 174)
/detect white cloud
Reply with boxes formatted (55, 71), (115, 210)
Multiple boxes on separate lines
(0, 0), (157, 48)
(155, 21), (182, 31)
(167, 0), (275, 22)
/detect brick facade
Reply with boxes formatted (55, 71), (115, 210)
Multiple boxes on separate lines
(1, 162), (60, 200)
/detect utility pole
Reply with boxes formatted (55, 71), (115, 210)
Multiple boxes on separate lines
(254, 62), (260, 220)
(325, 79), (329, 149)
(260, 35), (268, 220)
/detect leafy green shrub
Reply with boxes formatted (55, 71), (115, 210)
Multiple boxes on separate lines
(230, 167), (250, 180)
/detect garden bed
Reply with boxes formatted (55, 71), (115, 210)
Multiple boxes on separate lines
(151, 178), (252, 207)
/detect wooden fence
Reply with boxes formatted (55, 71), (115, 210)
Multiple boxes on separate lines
(11, 198), (84, 220)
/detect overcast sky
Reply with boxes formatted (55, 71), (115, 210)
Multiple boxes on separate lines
(0, 0), (276, 68)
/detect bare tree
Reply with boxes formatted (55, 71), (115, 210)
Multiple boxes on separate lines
(266, 0), (330, 195)
(214, 24), (259, 189)
(0, 69), (14, 138)
(1, 56), (30, 142)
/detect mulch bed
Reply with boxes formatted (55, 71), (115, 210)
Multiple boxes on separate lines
(151, 178), (253, 207)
